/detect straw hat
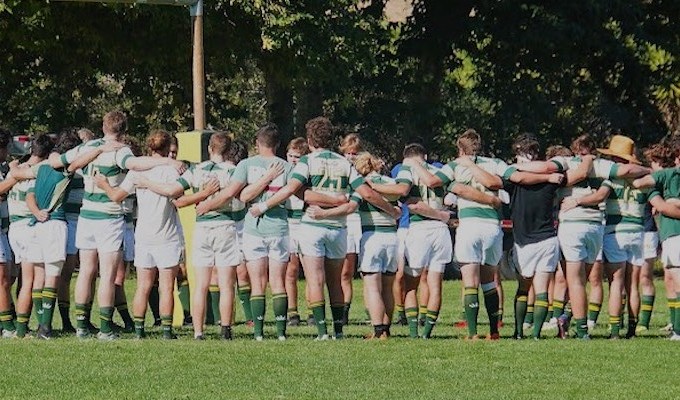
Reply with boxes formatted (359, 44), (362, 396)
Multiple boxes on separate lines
(597, 135), (640, 164)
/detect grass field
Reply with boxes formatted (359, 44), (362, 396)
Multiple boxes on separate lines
(1, 278), (678, 399)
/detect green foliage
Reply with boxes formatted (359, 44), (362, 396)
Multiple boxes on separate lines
(0, 0), (677, 161)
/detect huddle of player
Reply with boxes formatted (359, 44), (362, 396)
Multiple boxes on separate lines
(1, 110), (679, 342)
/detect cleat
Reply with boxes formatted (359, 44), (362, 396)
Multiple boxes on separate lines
(306, 315), (316, 327)
(2, 330), (17, 339)
(333, 332), (344, 340)
(669, 333), (680, 341)
(418, 317), (425, 327)
(221, 326), (233, 341)
(557, 315), (570, 339)
(512, 333), (523, 340)
(314, 334), (329, 341)
(395, 315), (408, 326)
(134, 332), (146, 340)
(194, 334), (205, 341)
(287, 314), (301, 327)
(183, 315), (193, 327)
(277, 335), (287, 341)
(486, 333), (500, 341)
(635, 325), (648, 334)
(86, 322), (99, 334)
(522, 322), (532, 331)
(37, 326), (53, 340)
(97, 331), (118, 341)
(162, 332), (177, 340)
(609, 334), (620, 340)
(577, 334), (591, 341)
(365, 332), (388, 341)
(76, 328), (91, 339)
(61, 325), (76, 334)
(661, 323), (673, 333)
(587, 319), (596, 332)
(254, 336), (264, 342)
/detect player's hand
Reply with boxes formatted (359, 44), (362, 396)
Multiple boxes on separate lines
(491, 196), (502, 209)
(561, 196), (579, 212)
(93, 171), (109, 189)
(548, 173), (565, 185)
(8, 159), (19, 170)
(437, 210), (450, 223)
(266, 162), (284, 181)
(100, 141), (125, 153)
(36, 209), (49, 222)
(201, 178), (220, 196)
(389, 205), (402, 220)
(170, 159), (188, 175)
(248, 203), (267, 218)
(195, 200), (212, 216)
(306, 205), (327, 220)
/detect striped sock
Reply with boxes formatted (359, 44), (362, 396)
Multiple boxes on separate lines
(32, 289), (43, 325)
(272, 292), (288, 337)
(41, 287), (58, 330)
(16, 313), (29, 337)
(161, 315), (173, 338)
(552, 299), (565, 319)
(639, 295), (654, 329)
(421, 309), (439, 338)
(588, 302), (601, 324)
(310, 301), (327, 337)
(250, 295), (266, 338)
(533, 293), (549, 339)
(99, 306), (114, 334)
(133, 316), (145, 338)
(609, 315), (621, 337)
(238, 284), (252, 322)
(0, 309), (15, 332)
(406, 307), (418, 338)
(483, 286), (500, 335)
(514, 291), (528, 337)
(464, 287), (480, 337)
(75, 303), (88, 330)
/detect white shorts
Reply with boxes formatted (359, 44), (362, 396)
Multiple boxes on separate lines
(404, 222), (452, 277)
(123, 221), (135, 262)
(8, 219), (31, 263)
(76, 216), (125, 253)
(643, 231), (659, 260)
(66, 217), (78, 256)
(603, 231), (644, 266)
(346, 217), (362, 254)
(27, 220), (67, 265)
(359, 230), (398, 274)
(192, 223), (241, 268)
(135, 240), (183, 269)
(397, 227), (408, 261)
(557, 223), (603, 264)
(288, 221), (301, 254)
(242, 232), (289, 264)
(661, 235), (680, 268)
(512, 237), (560, 278)
(454, 219), (502, 266)
(0, 231), (10, 264)
(298, 224), (347, 260)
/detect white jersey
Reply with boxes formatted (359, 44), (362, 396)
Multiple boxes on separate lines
(119, 166), (182, 245)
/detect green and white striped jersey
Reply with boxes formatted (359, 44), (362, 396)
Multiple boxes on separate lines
(60, 139), (134, 220)
(290, 149), (365, 229)
(551, 156), (619, 224)
(7, 164), (36, 223)
(602, 178), (650, 234)
(396, 162), (447, 225)
(178, 160), (246, 225)
(435, 156), (515, 222)
(351, 172), (399, 232)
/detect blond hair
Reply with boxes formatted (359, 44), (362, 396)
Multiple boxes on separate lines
(354, 152), (382, 176)
(339, 133), (362, 154)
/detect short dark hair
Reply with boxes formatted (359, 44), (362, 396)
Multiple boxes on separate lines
(403, 143), (426, 159)
(0, 127), (11, 149)
(55, 128), (81, 154)
(256, 123), (280, 149)
(31, 134), (55, 158)
(227, 140), (248, 165)
(513, 133), (541, 160)
(305, 117), (335, 149)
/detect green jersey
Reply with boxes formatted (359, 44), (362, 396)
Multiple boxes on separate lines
(27, 164), (71, 225)
(649, 168), (680, 242)
(232, 155), (291, 237)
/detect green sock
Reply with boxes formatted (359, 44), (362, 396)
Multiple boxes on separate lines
(16, 313), (29, 337)
(134, 316), (145, 338)
(75, 303), (88, 330)
(58, 301), (72, 329)
(418, 304), (427, 322)
(627, 316), (638, 337)
(161, 315), (173, 338)
(575, 317), (588, 338)
(149, 284), (160, 322)
(610, 315), (621, 337)
(32, 289), (43, 325)
(178, 279), (191, 317)
(115, 301), (134, 327)
(406, 307), (418, 338)
(0, 309), (15, 332)
(250, 295), (265, 338)
(587, 302), (601, 323)
(41, 287), (58, 330)
(396, 304), (406, 321)
(99, 306), (114, 334)
(310, 301), (327, 336)
(639, 295), (654, 329)
(524, 304), (534, 325)
(209, 285), (221, 324)
(331, 303), (344, 336)
(514, 291), (528, 337)
(533, 293), (549, 339)
(552, 299), (565, 319)
(422, 309), (439, 338)
(238, 284), (253, 322)
(272, 292), (288, 337)
(85, 301), (94, 326)
(464, 287), (480, 336)
(483, 286), (500, 335)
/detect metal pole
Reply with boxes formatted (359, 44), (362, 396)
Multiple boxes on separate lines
(190, 0), (205, 130)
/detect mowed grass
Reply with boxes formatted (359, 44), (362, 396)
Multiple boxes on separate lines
(1, 277), (678, 400)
